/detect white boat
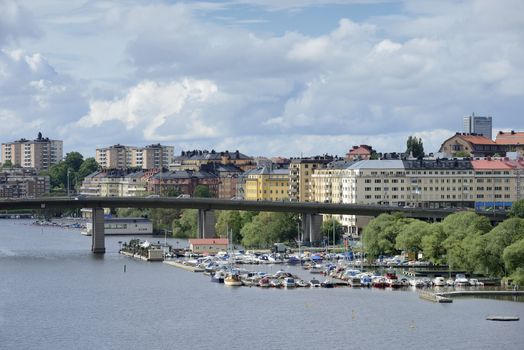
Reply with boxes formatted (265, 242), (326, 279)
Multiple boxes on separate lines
(433, 277), (446, 286)
(446, 278), (455, 286)
(309, 279), (322, 288)
(454, 274), (469, 287)
(468, 278), (484, 286)
(348, 277), (362, 287)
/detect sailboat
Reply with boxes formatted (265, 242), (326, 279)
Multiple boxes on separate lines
(224, 227), (242, 286)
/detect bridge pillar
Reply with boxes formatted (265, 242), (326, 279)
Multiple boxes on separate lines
(302, 213), (323, 246)
(197, 209), (216, 238)
(91, 207), (106, 254)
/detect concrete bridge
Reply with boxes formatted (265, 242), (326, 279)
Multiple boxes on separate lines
(0, 197), (507, 254)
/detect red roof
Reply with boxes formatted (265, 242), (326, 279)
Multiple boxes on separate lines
(189, 238), (228, 245)
(348, 146), (372, 156)
(471, 160), (512, 170)
(495, 132), (524, 145)
(460, 135), (497, 145)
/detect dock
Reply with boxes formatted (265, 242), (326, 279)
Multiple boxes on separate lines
(419, 291), (453, 303)
(163, 260), (204, 272)
(436, 290), (524, 297)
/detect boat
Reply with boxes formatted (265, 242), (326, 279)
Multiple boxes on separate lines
(348, 277), (362, 287)
(310, 279), (322, 288)
(321, 278), (335, 288)
(468, 278), (484, 286)
(372, 277), (386, 288)
(269, 278), (282, 288)
(296, 279), (309, 288)
(283, 277), (296, 288)
(454, 273), (469, 287)
(224, 274), (242, 286)
(486, 316), (520, 322)
(210, 271), (226, 283)
(286, 256), (301, 265)
(360, 275), (372, 287)
(258, 277), (270, 288)
(309, 264), (324, 274)
(433, 277), (446, 287)
(385, 272), (402, 288)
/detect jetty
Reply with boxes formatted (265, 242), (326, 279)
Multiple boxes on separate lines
(163, 260), (205, 272)
(436, 290), (524, 298)
(419, 291), (453, 303)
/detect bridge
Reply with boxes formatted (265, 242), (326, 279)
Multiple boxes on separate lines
(0, 197), (507, 254)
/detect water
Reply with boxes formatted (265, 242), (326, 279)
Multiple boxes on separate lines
(1, 219), (523, 350)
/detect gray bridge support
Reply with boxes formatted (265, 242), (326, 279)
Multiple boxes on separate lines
(197, 209), (216, 238)
(91, 207), (106, 254)
(302, 213), (323, 245)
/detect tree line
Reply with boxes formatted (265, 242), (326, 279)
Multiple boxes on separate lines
(362, 199), (524, 285)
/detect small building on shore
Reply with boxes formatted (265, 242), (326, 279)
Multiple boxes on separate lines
(188, 238), (229, 254)
(82, 217), (153, 236)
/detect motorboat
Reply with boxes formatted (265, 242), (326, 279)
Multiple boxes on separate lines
(468, 278), (484, 286)
(454, 274), (469, 287)
(446, 278), (455, 286)
(269, 278), (282, 288)
(309, 279), (322, 288)
(224, 274), (243, 286)
(348, 277), (362, 287)
(258, 277), (270, 288)
(321, 278), (335, 288)
(296, 279), (309, 288)
(309, 264), (324, 274)
(385, 272), (402, 288)
(360, 275), (372, 288)
(283, 277), (296, 288)
(372, 277), (386, 288)
(433, 277), (446, 287)
(210, 271), (226, 283)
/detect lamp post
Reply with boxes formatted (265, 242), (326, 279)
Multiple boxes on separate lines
(67, 168), (71, 197)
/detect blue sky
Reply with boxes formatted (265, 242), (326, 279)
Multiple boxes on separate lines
(1, 0), (523, 158)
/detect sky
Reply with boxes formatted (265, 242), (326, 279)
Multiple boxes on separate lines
(1, 0), (523, 158)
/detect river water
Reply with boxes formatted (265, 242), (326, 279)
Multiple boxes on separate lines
(1, 219), (523, 350)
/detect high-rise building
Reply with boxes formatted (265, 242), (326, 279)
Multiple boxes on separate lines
(463, 113), (492, 139)
(96, 144), (174, 170)
(1, 133), (63, 171)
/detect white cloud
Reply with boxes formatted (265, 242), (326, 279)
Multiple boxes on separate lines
(74, 79), (219, 140)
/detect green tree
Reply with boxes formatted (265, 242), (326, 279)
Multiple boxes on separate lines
(216, 210), (243, 243)
(406, 136), (424, 158)
(240, 212), (299, 248)
(395, 219), (432, 257)
(476, 218), (524, 276)
(421, 224), (448, 265)
(76, 158), (99, 188)
(454, 150), (471, 157)
(509, 199), (524, 218)
(1, 160), (12, 168)
(320, 218), (344, 245)
(63, 151), (84, 172)
(193, 184), (211, 198)
(172, 209), (198, 238)
(362, 213), (411, 259)
(503, 238), (524, 273)
(441, 212), (492, 271)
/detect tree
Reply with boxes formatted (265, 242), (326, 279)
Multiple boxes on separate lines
(1, 160), (12, 168)
(172, 209), (198, 238)
(421, 224), (448, 265)
(406, 136), (424, 158)
(63, 152), (84, 172)
(509, 199), (524, 219)
(362, 213), (411, 259)
(216, 211), (243, 243)
(320, 218), (344, 245)
(454, 150), (471, 157)
(240, 212), (299, 248)
(395, 219), (432, 258)
(76, 158), (99, 188)
(503, 238), (524, 273)
(441, 212), (492, 271)
(193, 185), (211, 198)
(476, 218), (524, 276)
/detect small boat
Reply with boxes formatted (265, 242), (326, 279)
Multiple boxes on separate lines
(433, 277), (446, 287)
(486, 316), (519, 322)
(283, 277), (296, 288)
(468, 278), (484, 286)
(348, 277), (362, 287)
(224, 274), (242, 286)
(321, 278), (335, 288)
(454, 274), (469, 287)
(210, 271), (226, 283)
(309, 264), (324, 274)
(270, 279), (282, 288)
(258, 277), (270, 288)
(310, 279), (322, 288)
(296, 279), (309, 288)
(372, 277), (386, 288)
(360, 275), (372, 288)
(385, 272), (402, 288)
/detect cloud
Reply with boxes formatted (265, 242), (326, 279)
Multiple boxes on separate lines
(0, 0), (39, 45)
(74, 79), (219, 140)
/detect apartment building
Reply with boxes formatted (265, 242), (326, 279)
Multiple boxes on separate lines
(79, 169), (155, 197)
(96, 144), (174, 170)
(1, 133), (63, 171)
(463, 114), (492, 139)
(311, 158), (524, 236)
(243, 166), (289, 201)
(289, 156), (335, 202)
(0, 168), (50, 198)
(170, 150), (255, 172)
(147, 170), (220, 197)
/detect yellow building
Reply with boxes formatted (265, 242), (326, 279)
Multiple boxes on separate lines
(244, 166), (289, 201)
(289, 156), (334, 202)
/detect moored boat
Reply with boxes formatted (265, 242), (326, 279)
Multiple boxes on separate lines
(283, 277), (296, 288)
(224, 274), (242, 286)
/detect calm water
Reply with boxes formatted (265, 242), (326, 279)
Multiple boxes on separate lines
(1, 219), (523, 350)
